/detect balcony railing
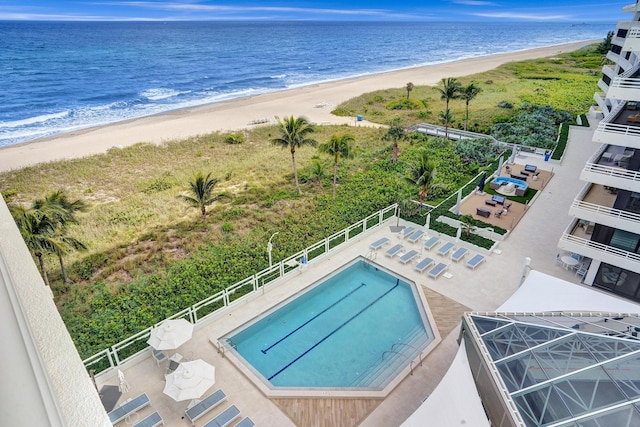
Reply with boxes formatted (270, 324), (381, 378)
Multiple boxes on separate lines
(571, 200), (640, 224)
(582, 162), (640, 182)
(560, 233), (640, 264)
(595, 122), (640, 138)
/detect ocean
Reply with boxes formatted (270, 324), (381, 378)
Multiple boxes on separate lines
(0, 20), (613, 147)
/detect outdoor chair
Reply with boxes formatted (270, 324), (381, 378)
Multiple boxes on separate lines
(235, 417), (256, 427)
(133, 411), (164, 427)
(369, 237), (389, 250)
(385, 243), (404, 258)
(203, 405), (241, 427)
(151, 349), (167, 367)
(424, 236), (440, 250)
(495, 209), (504, 218)
(437, 242), (454, 257)
(427, 262), (448, 279)
(399, 226), (416, 239)
(165, 359), (180, 376)
(414, 257), (435, 272)
(466, 254), (486, 270)
(407, 230), (425, 243)
(107, 393), (150, 425)
(451, 247), (468, 262)
(398, 250), (419, 264)
(185, 389), (227, 426)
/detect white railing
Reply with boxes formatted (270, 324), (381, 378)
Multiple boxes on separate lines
(595, 121), (640, 137)
(610, 77), (640, 91)
(560, 233), (640, 264)
(83, 204), (398, 374)
(571, 200), (640, 224)
(582, 162), (640, 182)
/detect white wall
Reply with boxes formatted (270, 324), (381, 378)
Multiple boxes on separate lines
(0, 197), (110, 426)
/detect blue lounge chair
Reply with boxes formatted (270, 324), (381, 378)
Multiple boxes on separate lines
(203, 405), (241, 427)
(398, 250), (419, 264)
(108, 393), (151, 425)
(235, 417), (255, 427)
(151, 348), (167, 366)
(407, 230), (425, 243)
(133, 411), (164, 427)
(369, 237), (390, 250)
(185, 389), (227, 425)
(428, 262), (448, 279)
(424, 236), (440, 251)
(437, 242), (455, 257)
(451, 247), (468, 262)
(399, 226), (416, 238)
(466, 254), (486, 270)
(414, 257), (434, 272)
(385, 243), (404, 258)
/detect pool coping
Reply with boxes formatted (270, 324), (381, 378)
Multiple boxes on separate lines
(211, 255), (442, 399)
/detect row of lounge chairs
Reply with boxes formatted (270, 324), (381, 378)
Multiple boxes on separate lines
(107, 393), (164, 427)
(186, 388), (254, 427)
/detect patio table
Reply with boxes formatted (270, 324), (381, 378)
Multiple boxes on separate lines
(560, 256), (579, 270)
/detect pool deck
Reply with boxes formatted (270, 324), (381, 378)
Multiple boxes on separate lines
(96, 122), (602, 427)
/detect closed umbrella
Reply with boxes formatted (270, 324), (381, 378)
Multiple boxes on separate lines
(147, 318), (194, 351)
(477, 172), (487, 194)
(163, 359), (216, 402)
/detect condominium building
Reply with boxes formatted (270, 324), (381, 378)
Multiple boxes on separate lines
(559, 1), (640, 302)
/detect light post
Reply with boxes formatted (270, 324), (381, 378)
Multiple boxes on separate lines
(268, 232), (279, 268)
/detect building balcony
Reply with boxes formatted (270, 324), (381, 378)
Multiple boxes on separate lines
(593, 122), (640, 149)
(559, 232), (640, 275)
(581, 146), (639, 190)
(569, 184), (640, 234)
(606, 65), (640, 100)
(623, 24), (640, 51)
(623, 3), (640, 13)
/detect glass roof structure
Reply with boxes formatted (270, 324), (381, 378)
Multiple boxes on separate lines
(466, 313), (640, 427)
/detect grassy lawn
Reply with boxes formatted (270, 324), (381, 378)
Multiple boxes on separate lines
(0, 45), (603, 358)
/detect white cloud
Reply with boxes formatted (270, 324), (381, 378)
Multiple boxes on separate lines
(473, 12), (570, 20)
(452, 1), (497, 5)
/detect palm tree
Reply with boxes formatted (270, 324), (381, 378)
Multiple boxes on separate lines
(33, 191), (88, 283)
(178, 172), (219, 218)
(461, 82), (482, 131)
(10, 204), (62, 287)
(405, 82), (414, 100)
(318, 133), (354, 198)
(271, 115), (318, 194)
(382, 125), (408, 164)
(405, 149), (438, 205)
(436, 77), (462, 137)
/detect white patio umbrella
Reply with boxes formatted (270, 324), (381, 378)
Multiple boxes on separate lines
(163, 359), (216, 402)
(147, 318), (194, 351)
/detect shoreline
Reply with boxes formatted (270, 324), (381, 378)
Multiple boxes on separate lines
(0, 40), (597, 173)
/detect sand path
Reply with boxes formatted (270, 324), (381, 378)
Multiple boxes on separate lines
(0, 40), (595, 173)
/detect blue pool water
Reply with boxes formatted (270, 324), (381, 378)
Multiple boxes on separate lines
(222, 259), (434, 389)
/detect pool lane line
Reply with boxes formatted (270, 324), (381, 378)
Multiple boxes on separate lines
(261, 282), (367, 354)
(268, 280), (400, 381)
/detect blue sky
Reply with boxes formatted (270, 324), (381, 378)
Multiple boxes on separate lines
(0, 1), (630, 22)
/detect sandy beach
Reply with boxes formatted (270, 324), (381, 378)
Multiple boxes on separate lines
(0, 40), (596, 173)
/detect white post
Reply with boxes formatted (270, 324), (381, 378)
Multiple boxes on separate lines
(519, 257), (531, 286)
(268, 232), (279, 268)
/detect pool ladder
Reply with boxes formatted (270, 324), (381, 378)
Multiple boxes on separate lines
(383, 342), (426, 376)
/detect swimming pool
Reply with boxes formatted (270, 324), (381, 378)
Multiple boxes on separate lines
(220, 258), (437, 395)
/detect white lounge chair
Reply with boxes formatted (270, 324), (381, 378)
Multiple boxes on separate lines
(133, 411), (164, 427)
(428, 262), (448, 279)
(398, 250), (419, 264)
(437, 242), (455, 257)
(466, 254), (486, 270)
(407, 230), (425, 243)
(370, 237), (390, 250)
(424, 236), (440, 250)
(399, 226), (416, 239)
(107, 393), (150, 425)
(185, 389), (227, 425)
(235, 417), (255, 427)
(203, 405), (241, 427)
(414, 257), (435, 272)
(385, 243), (404, 258)
(451, 247), (468, 262)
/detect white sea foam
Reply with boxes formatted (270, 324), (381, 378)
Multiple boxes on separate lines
(140, 88), (182, 101)
(0, 111), (69, 128)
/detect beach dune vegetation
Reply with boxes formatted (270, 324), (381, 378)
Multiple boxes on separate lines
(177, 172), (220, 218)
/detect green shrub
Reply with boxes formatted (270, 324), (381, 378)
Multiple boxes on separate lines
(498, 100), (514, 109)
(385, 98), (424, 110)
(224, 133), (246, 144)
